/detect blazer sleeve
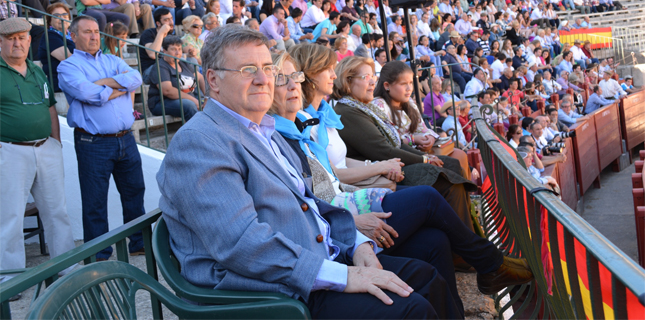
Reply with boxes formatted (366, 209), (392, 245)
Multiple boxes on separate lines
(335, 104), (425, 165)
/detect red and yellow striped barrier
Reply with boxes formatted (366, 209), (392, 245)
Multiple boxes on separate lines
(559, 27), (613, 49)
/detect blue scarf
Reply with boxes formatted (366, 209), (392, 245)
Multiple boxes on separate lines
(49, 26), (73, 42)
(299, 99), (344, 150)
(272, 114), (334, 175)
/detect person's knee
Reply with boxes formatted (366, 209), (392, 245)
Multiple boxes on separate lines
(121, 2), (135, 14)
(182, 99), (199, 118)
(394, 292), (437, 319)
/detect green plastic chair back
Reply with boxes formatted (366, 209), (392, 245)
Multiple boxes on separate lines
(152, 217), (311, 318)
(27, 261), (310, 320)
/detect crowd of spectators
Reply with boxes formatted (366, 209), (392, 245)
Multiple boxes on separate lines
(1, 0), (643, 313)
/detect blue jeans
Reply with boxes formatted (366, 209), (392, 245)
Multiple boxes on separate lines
(150, 97), (198, 121)
(575, 59), (588, 69)
(174, 0), (205, 25)
(380, 186), (504, 311)
(74, 130), (145, 259)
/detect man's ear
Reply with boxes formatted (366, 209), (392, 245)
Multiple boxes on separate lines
(206, 69), (220, 96)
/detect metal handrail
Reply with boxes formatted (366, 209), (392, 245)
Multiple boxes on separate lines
(471, 104), (645, 319)
(6, 0), (204, 151)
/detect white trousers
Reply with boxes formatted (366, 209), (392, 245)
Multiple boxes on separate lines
(0, 138), (76, 272)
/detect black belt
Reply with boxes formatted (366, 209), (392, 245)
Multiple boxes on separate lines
(75, 128), (130, 137)
(2, 137), (49, 147)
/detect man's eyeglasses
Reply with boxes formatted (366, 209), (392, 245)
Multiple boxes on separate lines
(11, 73), (45, 105)
(192, 24), (203, 29)
(214, 65), (279, 79)
(276, 71), (305, 87)
(351, 74), (377, 82)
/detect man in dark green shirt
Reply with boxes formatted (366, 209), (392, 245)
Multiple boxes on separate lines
(0, 18), (76, 301)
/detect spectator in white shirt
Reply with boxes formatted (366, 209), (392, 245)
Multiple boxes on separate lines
(387, 14), (404, 36)
(417, 12), (432, 37)
(598, 70), (627, 99)
(300, 0), (325, 28)
(541, 70), (562, 96)
(529, 3), (549, 27)
(570, 39), (590, 69)
(463, 68), (490, 99)
(439, 0), (454, 15)
(491, 52), (506, 80)
(348, 23), (361, 51)
(455, 13), (473, 36)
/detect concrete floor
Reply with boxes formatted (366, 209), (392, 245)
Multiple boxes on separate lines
(579, 161), (639, 263)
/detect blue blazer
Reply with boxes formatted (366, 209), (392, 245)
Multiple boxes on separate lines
(157, 99), (358, 301)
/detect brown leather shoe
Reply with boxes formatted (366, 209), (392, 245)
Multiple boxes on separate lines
(129, 247), (145, 256)
(477, 256), (534, 295)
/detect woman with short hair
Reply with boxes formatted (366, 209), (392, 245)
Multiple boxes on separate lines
(181, 15), (204, 65)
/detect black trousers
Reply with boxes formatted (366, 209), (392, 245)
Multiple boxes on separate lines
(306, 255), (464, 319)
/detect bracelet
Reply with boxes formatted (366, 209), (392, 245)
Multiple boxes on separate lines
(411, 135), (415, 145)
(364, 160), (372, 166)
(423, 155), (429, 164)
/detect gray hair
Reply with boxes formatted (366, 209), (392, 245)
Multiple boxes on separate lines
(202, 12), (217, 25)
(69, 15), (98, 34)
(201, 24), (270, 75)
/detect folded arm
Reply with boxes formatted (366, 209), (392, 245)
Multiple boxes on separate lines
(58, 61), (114, 106)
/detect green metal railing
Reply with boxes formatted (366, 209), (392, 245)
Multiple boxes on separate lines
(7, 0), (204, 151)
(471, 104), (645, 319)
(0, 209), (163, 319)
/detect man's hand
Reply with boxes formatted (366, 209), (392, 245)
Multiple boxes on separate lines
(353, 242), (382, 268)
(159, 23), (173, 36)
(305, 33), (314, 40)
(165, 0), (176, 8)
(354, 212), (399, 248)
(345, 267), (413, 305)
(268, 39), (277, 47)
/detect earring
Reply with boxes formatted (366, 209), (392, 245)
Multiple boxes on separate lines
(312, 83), (316, 89)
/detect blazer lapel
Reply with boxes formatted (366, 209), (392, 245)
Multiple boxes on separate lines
(203, 101), (302, 197)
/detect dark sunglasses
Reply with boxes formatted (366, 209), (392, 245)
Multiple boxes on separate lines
(192, 24), (203, 29)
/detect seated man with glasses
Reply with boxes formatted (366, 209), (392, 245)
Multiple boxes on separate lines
(148, 35), (205, 121)
(0, 18), (76, 301)
(157, 25), (464, 319)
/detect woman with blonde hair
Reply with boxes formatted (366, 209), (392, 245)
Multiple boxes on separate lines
(181, 15), (204, 65)
(288, 43), (405, 190)
(269, 51), (532, 315)
(334, 37), (354, 61)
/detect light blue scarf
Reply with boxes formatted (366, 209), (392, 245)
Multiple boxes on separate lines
(272, 114), (334, 175)
(298, 99), (344, 150)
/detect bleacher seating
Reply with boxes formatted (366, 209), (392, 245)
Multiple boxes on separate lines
(631, 151), (645, 268)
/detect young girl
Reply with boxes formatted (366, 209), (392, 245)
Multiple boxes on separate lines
(102, 21), (129, 57)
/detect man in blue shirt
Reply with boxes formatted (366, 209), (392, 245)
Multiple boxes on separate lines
(585, 85), (614, 114)
(286, 8), (314, 43)
(58, 16), (145, 261)
(312, 11), (341, 42)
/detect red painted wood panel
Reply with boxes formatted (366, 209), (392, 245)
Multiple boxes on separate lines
(592, 103), (622, 170)
(557, 138), (578, 209)
(619, 91), (645, 151)
(570, 118), (600, 197)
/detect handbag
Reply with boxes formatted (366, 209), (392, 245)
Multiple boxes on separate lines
(345, 160), (397, 192)
(432, 137), (455, 156)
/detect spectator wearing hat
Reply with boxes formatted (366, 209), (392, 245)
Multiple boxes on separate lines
(441, 29), (461, 50)
(0, 18), (77, 299)
(581, 40), (600, 65)
(598, 70), (627, 99)
(57, 15), (145, 261)
(570, 39), (591, 69)
(585, 85), (615, 113)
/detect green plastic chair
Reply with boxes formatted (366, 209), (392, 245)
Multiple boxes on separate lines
(151, 217), (311, 318)
(27, 261), (309, 320)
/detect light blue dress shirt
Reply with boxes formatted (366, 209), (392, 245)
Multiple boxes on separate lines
(585, 93), (614, 114)
(58, 49), (142, 134)
(287, 16), (305, 43)
(213, 99), (375, 292)
(558, 60), (573, 74)
(558, 109), (582, 127)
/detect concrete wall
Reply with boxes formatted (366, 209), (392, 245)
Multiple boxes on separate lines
(56, 116), (165, 241)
